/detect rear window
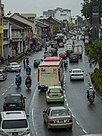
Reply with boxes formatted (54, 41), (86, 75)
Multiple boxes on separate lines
(5, 96), (21, 103)
(73, 70), (82, 73)
(49, 88), (61, 93)
(2, 119), (28, 129)
(51, 109), (68, 116)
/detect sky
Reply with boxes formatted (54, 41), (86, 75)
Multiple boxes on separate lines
(2, 0), (83, 17)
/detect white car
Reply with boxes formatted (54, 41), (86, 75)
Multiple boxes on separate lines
(0, 111), (30, 136)
(0, 68), (7, 81)
(69, 68), (84, 81)
(5, 62), (21, 72)
(43, 106), (73, 130)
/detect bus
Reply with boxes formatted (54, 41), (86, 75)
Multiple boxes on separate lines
(38, 57), (64, 91)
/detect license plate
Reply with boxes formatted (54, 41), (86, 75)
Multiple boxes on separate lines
(59, 120), (64, 123)
(9, 104), (16, 107)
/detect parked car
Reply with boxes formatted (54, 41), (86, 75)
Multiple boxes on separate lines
(3, 94), (26, 111)
(0, 111), (30, 136)
(43, 106), (73, 130)
(34, 59), (43, 68)
(46, 86), (64, 103)
(49, 48), (58, 56)
(69, 68), (84, 81)
(0, 67), (7, 81)
(51, 41), (58, 49)
(69, 53), (79, 63)
(5, 62), (21, 72)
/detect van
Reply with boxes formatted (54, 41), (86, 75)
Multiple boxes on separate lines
(0, 111), (30, 136)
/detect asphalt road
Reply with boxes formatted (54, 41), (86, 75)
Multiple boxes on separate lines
(0, 40), (102, 136)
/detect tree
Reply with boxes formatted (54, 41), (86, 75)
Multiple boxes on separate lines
(88, 42), (102, 69)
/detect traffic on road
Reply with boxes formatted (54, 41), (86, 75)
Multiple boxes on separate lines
(0, 32), (102, 136)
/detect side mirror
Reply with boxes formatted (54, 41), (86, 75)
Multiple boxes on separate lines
(4, 97), (6, 99)
(26, 114), (29, 118)
(24, 97), (26, 99)
(41, 59), (43, 62)
(69, 70), (71, 73)
(43, 110), (46, 114)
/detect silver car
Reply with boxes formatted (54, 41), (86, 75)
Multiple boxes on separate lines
(43, 106), (73, 130)
(70, 68), (84, 81)
(5, 62), (21, 72)
(0, 68), (7, 81)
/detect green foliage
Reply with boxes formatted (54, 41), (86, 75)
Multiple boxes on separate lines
(91, 68), (102, 95)
(87, 42), (102, 68)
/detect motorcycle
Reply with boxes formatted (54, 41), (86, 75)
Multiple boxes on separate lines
(15, 81), (21, 88)
(26, 83), (31, 89)
(88, 95), (94, 104)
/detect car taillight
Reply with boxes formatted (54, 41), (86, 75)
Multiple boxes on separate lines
(66, 118), (72, 123)
(60, 90), (63, 94)
(50, 120), (55, 123)
(58, 69), (60, 81)
(48, 89), (51, 94)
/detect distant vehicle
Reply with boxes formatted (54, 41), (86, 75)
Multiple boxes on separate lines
(46, 86), (64, 103)
(38, 57), (64, 91)
(0, 67), (7, 81)
(5, 62), (21, 72)
(69, 53), (79, 63)
(51, 41), (58, 49)
(33, 59), (43, 68)
(43, 106), (73, 130)
(56, 33), (64, 48)
(66, 44), (73, 57)
(46, 41), (51, 47)
(0, 111), (30, 136)
(73, 44), (83, 58)
(69, 68), (84, 81)
(49, 48), (58, 56)
(3, 94), (26, 111)
(44, 51), (52, 59)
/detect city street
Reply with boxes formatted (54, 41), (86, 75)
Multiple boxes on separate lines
(0, 40), (102, 136)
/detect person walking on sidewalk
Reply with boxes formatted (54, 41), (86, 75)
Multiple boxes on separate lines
(26, 58), (29, 66)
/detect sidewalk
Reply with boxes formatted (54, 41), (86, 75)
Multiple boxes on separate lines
(0, 51), (32, 67)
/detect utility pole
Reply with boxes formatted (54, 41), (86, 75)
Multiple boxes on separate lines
(0, 0), (3, 57)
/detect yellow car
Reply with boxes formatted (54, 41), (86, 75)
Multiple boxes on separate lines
(46, 86), (64, 103)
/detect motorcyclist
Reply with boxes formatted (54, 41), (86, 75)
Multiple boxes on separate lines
(87, 86), (95, 100)
(26, 65), (31, 75)
(25, 75), (32, 87)
(15, 73), (22, 85)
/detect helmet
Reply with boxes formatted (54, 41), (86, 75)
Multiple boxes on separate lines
(16, 73), (20, 76)
(89, 86), (93, 89)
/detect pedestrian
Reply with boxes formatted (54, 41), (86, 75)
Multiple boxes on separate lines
(26, 58), (29, 66)
(23, 59), (26, 69)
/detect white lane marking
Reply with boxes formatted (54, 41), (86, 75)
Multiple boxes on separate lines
(2, 93), (5, 95)
(66, 103), (69, 107)
(5, 89), (7, 92)
(65, 98), (67, 101)
(72, 114), (75, 118)
(30, 86), (38, 136)
(69, 108), (71, 112)
(8, 86), (10, 89)
(82, 129), (87, 134)
(11, 83), (14, 86)
(31, 108), (37, 136)
(76, 121), (79, 125)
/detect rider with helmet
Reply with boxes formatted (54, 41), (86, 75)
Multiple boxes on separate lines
(26, 65), (31, 75)
(25, 75), (32, 89)
(15, 73), (22, 85)
(87, 86), (95, 100)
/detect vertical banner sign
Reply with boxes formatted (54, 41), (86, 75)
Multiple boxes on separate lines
(92, 6), (99, 42)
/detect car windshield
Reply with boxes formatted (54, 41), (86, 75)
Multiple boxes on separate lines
(5, 96), (21, 103)
(51, 109), (68, 116)
(2, 119), (28, 129)
(49, 88), (61, 93)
